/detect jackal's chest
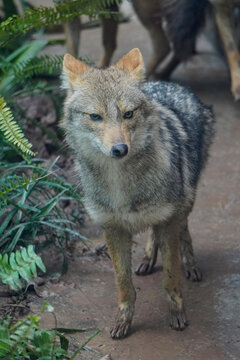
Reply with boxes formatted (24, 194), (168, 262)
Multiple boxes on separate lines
(79, 161), (174, 230)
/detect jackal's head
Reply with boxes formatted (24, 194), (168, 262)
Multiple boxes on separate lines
(62, 48), (155, 160)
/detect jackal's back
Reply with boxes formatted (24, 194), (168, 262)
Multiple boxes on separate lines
(143, 81), (215, 187)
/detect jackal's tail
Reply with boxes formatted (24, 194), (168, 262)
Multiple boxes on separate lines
(163, 0), (210, 60)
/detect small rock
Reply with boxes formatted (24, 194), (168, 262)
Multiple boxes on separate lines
(100, 355), (111, 360)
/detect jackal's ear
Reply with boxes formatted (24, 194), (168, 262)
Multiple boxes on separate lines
(62, 54), (90, 89)
(115, 48), (144, 79)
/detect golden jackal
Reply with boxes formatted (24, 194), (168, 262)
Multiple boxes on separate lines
(61, 48), (215, 339)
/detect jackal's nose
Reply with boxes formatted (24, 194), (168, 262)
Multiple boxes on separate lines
(111, 144), (128, 158)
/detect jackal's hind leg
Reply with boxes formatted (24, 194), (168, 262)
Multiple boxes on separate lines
(180, 219), (202, 282)
(145, 25), (171, 78)
(135, 227), (158, 275)
(64, 17), (81, 58)
(98, 3), (119, 67)
(104, 227), (136, 339)
(214, 0), (240, 100)
(155, 218), (188, 330)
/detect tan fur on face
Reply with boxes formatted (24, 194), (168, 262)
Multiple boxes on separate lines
(62, 49), (146, 158)
(101, 123), (130, 151)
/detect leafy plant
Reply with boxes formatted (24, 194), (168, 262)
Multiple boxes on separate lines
(0, 40), (49, 95)
(0, 154), (87, 260)
(0, 0), (120, 150)
(0, 245), (46, 291)
(0, 97), (35, 158)
(0, 310), (100, 359)
(0, 0), (116, 266)
(0, 0), (119, 44)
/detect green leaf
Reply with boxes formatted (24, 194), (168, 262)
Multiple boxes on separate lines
(9, 252), (17, 269)
(18, 265), (31, 282)
(0, 0), (119, 45)
(0, 245), (46, 291)
(35, 256), (46, 273)
(41, 301), (54, 313)
(15, 249), (24, 266)
(32, 190), (66, 220)
(7, 225), (24, 253)
(70, 329), (100, 359)
(29, 260), (37, 278)
(57, 332), (69, 352)
(10, 270), (22, 289)
(56, 327), (89, 334)
(0, 208), (17, 235)
(0, 97), (35, 158)
(1, 40), (49, 94)
(37, 221), (89, 242)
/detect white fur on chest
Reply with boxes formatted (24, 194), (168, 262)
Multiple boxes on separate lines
(85, 201), (174, 232)
(83, 161), (174, 230)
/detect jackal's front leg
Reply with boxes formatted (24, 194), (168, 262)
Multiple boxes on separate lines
(154, 218), (188, 330)
(104, 226), (136, 339)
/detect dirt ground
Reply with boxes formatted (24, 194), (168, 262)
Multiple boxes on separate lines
(4, 2), (240, 359)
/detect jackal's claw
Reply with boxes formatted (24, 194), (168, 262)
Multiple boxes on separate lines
(184, 265), (202, 282)
(135, 258), (155, 276)
(110, 321), (131, 339)
(169, 308), (188, 331)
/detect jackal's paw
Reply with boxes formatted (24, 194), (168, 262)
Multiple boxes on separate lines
(110, 321), (131, 339)
(183, 264), (202, 282)
(135, 257), (156, 276)
(169, 308), (188, 331)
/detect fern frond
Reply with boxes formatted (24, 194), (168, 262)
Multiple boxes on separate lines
(0, 0), (120, 45)
(0, 315), (41, 358)
(0, 245), (46, 291)
(0, 173), (48, 208)
(0, 97), (36, 158)
(14, 55), (63, 81)
(0, 314), (98, 359)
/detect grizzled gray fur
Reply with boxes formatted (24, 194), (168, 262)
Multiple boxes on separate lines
(62, 49), (215, 339)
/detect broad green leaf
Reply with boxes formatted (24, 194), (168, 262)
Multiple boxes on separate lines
(1, 40), (49, 94)
(29, 260), (37, 278)
(11, 270), (22, 289)
(35, 256), (46, 273)
(2, 277), (18, 291)
(18, 264), (32, 282)
(9, 252), (17, 270)
(21, 246), (28, 262)
(15, 249), (25, 266)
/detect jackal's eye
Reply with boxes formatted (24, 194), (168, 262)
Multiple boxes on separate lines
(123, 111), (134, 119)
(89, 113), (102, 121)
